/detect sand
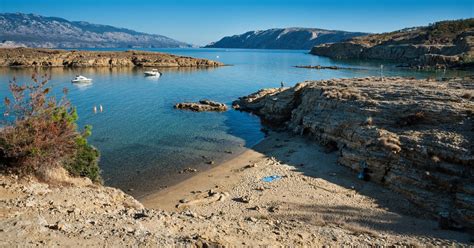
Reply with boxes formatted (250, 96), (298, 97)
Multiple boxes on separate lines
(141, 131), (473, 245)
(2, 131), (472, 246)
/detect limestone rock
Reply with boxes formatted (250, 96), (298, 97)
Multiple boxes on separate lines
(0, 48), (224, 68)
(174, 100), (228, 112)
(310, 19), (474, 69)
(234, 76), (474, 230)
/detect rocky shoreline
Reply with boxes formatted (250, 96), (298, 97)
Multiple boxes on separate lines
(0, 48), (223, 68)
(294, 65), (359, 70)
(310, 19), (474, 69)
(233, 76), (474, 231)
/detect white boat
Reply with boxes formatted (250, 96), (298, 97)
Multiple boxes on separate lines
(71, 75), (92, 83)
(144, 69), (162, 77)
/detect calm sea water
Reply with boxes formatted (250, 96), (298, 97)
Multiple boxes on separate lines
(0, 48), (470, 197)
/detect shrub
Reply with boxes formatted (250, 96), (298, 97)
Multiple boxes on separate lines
(0, 74), (101, 183)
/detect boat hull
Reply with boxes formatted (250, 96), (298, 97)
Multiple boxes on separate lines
(71, 79), (92, 83)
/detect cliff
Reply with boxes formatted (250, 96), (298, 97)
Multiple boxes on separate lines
(0, 13), (191, 48)
(310, 19), (474, 68)
(0, 48), (223, 67)
(234, 76), (474, 230)
(204, 28), (368, 50)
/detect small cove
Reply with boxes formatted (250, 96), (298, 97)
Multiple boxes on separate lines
(0, 48), (470, 197)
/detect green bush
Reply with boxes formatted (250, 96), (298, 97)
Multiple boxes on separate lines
(65, 125), (102, 183)
(0, 74), (101, 183)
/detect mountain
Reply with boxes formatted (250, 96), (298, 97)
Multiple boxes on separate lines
(204, 28), (368, 50)
(310, 18), (474, 68)
(0, 13), (191, 48)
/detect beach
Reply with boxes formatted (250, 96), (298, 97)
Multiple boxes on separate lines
(2, 131), (471, 246)
(2, 76), (473, 246)
(140, 131), (472, 244)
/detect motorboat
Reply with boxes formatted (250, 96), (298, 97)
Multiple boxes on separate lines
(144, 69), (162, 77)
(71, 75), (92, 83)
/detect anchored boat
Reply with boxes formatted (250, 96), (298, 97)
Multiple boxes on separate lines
(71, 75), (93, 83)
(144, 69), (162, 77)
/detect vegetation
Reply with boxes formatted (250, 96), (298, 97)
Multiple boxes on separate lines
(351, 18), (474, 46)
(0, 74), (101, 182)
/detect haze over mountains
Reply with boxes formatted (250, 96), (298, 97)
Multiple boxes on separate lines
(0, 13), (191, 48)
(204, 28), (369, 50)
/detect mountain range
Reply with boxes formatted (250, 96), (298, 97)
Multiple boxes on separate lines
(204, 28), (368, 50)
(0, 13), (191, 48)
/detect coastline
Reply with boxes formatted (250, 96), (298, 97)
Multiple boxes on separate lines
(3, 77), (473, 245)
(140, 130), (472, 244)
(139, 143), (264, 209)
(0, 47), (224, 68)
(129, 143), (251, 200)
(2, 132), (471, 246)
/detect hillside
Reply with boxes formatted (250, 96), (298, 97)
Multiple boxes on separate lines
(0, 13), (191, 48)
(204, 28), (368, 50)
(310, 19), (474, 68)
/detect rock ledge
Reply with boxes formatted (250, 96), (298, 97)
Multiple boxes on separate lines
(234, 76), (474, 230)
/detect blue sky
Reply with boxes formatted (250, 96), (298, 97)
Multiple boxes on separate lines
(1, 0), (473, 45)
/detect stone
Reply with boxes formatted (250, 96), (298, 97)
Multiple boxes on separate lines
(179, 168), (198, 174)
(233, 196), (251, 203)
(174, 100), (228, 112)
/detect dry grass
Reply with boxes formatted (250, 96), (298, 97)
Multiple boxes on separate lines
(321, 87), (365, 101)
(378, 130), (402, 154)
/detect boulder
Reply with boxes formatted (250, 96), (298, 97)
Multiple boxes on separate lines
(175, 100), (228, 112)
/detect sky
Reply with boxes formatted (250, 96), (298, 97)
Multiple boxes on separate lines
(1, 0), (473, 45)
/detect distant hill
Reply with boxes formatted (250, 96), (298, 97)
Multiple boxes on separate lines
(0, 13), (191, 48)
(310, 18), (474, 68)
(204, 28), (368, 50)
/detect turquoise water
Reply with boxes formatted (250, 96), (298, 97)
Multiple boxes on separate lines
(0, 48), (470, 196)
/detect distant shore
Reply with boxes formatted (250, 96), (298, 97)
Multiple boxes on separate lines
(0, 47), (223, 68)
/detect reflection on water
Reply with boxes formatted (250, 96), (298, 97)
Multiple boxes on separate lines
(0, 48), (472, 197)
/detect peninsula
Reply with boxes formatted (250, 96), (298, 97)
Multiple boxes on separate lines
(0, 48), (223, 68)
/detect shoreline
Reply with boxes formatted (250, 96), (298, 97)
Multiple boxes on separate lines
(131, 143), (252, 200)
(139, 143), (264, 209)
(140, 130), (472, 244)
(0, 47), (224, 68)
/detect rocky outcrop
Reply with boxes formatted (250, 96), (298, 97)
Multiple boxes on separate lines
(175, 100), (228, 112)
(205, 28), (368, 50)
(310, 19), (474, 69)
(0, 13), (191, 48)
(234, 76), (474, 230)
(0, 48), (223, 68)
(294, 65), (357, 70)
